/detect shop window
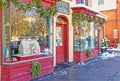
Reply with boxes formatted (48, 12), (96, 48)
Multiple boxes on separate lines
(85, 0), (88, 6)
(76, 0), (89, 6)
(56, 27), (62, 46)
(94, 27), (98, 47)
(79, 0), (84, 4)
(76, 0), (84, 4)
(3, 2), (51, 60)
(98, 0), (104, 5)
(74, 21), (95, 52)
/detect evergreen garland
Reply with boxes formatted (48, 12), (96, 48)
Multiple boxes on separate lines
(72, 12), (106, 26)
(72, 12), (85, 26)
(0, 0), (57, 17)
(100, 19), (106, 24)
(72, 12), (77, 26)
(93, 17), (97, 23)
(79, 12), (85, 21)
(0, 0), (8, 7)
(86, 15), (93, 22)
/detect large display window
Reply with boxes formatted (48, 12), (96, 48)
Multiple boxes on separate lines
(94, 26), (98, 47)
(74, 21), (97, 52)
(3, 2), (51, 62)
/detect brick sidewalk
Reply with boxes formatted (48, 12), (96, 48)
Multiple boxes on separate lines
(32, 55), (120, 81)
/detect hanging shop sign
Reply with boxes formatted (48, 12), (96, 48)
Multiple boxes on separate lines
(57, 1), (70, 14)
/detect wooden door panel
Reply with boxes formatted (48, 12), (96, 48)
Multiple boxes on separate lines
(56, 46), (64, 57)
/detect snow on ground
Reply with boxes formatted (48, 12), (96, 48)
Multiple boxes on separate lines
(100, 48), (120, 60)
(32, 47), (120, 81)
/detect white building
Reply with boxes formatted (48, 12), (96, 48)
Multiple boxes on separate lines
(74, 0), (116, 11)
(90, 0), (117, 11)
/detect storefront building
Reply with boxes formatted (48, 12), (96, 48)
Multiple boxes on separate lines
(0, 0), (107, 81)
(0, 0), (58, 81)
(71, 4), (107, 62)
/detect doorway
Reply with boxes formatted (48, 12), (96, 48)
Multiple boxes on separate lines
(56, 15), (68, 64)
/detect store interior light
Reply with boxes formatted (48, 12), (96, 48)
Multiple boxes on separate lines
(11, 36), (18, 41)
(23, 17), (36, 22)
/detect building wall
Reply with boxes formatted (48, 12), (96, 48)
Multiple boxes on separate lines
(91, 0), (120, 42)
(101, 10), (116, 40)
(91, 0), (116, 11)
(100, 1), (120, 42)
(116, 1), (120, 42)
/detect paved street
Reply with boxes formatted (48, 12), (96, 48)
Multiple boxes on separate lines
(32, 53), (120, 81)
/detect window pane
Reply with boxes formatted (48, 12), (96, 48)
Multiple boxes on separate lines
(80, 0), (84, 4)
(98, 0), (104, 5)
(4, 2), (51, 60)
(56, 27), (62, 46)
(80, 21), (90, 51)
(85, 0), (88, 6)
(89, 22), (94, 48)
(74, 23), (81, 51)
(74, 21), (95, 52)
(76, 0), (84, 4)
(94, 27), (98, 47)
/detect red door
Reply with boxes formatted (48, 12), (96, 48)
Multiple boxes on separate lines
(56, 23), (68, 64)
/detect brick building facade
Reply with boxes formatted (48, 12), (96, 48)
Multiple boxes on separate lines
(101, 0), (120, 42)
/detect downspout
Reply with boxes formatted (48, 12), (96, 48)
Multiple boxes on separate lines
(115, 1), (117, 40)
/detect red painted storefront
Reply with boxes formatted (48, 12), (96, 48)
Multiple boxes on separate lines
(0, 0), (107, 80)
(0, 0), (57, 81)
(72, 6), (102, 62)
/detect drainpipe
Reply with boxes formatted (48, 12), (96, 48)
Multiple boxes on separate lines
(116, 0), (119, 42)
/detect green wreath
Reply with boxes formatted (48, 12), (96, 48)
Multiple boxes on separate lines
(30, 61), (41, 78)
(86, 49), (91, 57)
